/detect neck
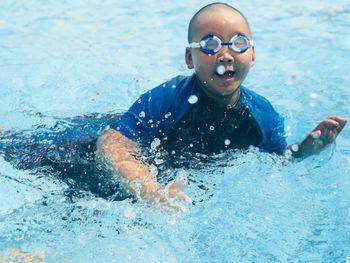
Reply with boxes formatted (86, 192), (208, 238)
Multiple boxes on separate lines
(197, 80), (241, 107)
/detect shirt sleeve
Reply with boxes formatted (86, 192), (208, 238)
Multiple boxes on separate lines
(241, 86), (287, 155)
(260, 111), (287, 154)
(109, 75), (192, 146)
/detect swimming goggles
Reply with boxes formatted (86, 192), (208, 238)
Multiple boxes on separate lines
(189, 33), (254, 54)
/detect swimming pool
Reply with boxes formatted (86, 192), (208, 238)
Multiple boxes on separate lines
(1, 0), (349, 262)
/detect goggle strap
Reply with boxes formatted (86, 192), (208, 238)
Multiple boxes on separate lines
(189, 42), (201, 48)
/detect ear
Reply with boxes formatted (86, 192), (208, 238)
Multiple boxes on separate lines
(251, 46), (255, 67)
(185, 47), (194, 69)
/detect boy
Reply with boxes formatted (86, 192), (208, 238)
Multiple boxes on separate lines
(96, 3), (347, 212)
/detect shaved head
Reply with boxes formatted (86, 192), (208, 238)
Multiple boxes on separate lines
(187, 3), (251, 43)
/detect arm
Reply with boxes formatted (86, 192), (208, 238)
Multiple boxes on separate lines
(285, 116), (347, 158)
(96, 128), (192, 212)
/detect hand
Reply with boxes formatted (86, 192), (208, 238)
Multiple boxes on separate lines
(293, 116), (347, 157)
(141, 175), (192, 213)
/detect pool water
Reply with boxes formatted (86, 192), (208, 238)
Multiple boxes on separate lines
(1, 0), (349, 262)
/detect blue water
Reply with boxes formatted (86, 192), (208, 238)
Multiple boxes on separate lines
(1, 0), (350, 262)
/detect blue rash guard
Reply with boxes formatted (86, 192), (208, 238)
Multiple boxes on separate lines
(111, 74), (287, 155)
(0, 75), (286, 198)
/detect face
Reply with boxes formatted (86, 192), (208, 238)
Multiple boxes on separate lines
(186, 8), (255, 103)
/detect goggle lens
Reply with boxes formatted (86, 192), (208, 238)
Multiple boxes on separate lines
(190, 34), (253, 54)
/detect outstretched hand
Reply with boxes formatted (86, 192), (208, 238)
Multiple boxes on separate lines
(141, 174), (192, 214)
(291, 116), (347, 157)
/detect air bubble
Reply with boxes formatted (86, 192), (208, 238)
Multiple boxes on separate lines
(139, 111), (145, 118)
(172, 84), (176, 89)
(224, 139), (231, 145)
(209, 126), (215, 131)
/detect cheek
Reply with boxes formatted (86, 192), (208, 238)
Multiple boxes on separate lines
(235, 56), (252, 71)
(193, 52), (216, 68)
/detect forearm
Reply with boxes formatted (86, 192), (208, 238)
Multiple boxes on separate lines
(96, 129), (161, 200)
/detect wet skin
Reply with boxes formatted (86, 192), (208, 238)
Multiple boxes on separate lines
(185, 7), (255, 106)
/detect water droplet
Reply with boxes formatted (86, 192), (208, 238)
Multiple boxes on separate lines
(309, 92), (318, 107)
(216, 65), (226, 75)
(150, 138), (161, 150)
(154, 158), (165, 165)
(189, 143), (193, 148)
(309, 92), (318, 99)
(284, 149), (292, 159)
(162, 84), (166, 87)
(188, 95), (198, 104)
(291, 144), (299, 152)
(138, 99), (141, 104)
(139, 111), (145, 118)
(172, 84), (176, 89)
(224, 139), (231, 145)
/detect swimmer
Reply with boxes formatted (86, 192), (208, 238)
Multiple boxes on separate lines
(0, 3), (347, 213)
(96, 3), (347, 212)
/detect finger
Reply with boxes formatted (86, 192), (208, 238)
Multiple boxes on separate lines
(161, 205), (174, 213)
(324, 117), (347, 133)
(173, 190), (192, 205)
(322, 119), (340, 128)
(172, 175), (188, 189)
(173, 203), (188, 213)
(332, 118), (347, 133)
(166, 177), (188, 196)
(161, 200), (188, 213)
(322, 121), (345, 139)
(328, 116), (347, 124)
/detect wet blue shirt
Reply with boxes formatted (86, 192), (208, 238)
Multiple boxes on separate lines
(111, 74), (287, 155)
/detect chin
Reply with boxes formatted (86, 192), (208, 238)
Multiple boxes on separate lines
(220, 86), (239, 96)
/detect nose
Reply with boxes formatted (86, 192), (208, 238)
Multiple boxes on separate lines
(217, 46), (234, 65)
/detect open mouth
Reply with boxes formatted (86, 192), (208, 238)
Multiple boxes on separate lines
(215, 70), (236, 79)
